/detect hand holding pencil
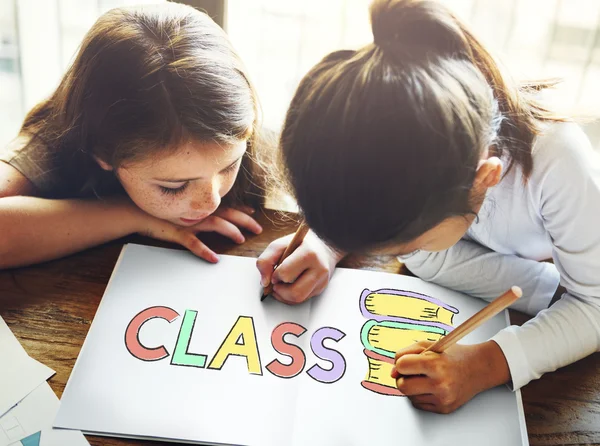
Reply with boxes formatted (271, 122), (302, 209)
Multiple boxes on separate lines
(256, 221), (343, 304)
(390, 286), (521, 414)
(260, 221), (310, 300)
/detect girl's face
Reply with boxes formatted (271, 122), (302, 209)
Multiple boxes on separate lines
(109, 139), (247, 226)
(374, 156), (504, 257)
(375, 215), (476, 257)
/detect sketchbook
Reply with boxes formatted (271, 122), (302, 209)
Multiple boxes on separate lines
(55, 244), (528, 446)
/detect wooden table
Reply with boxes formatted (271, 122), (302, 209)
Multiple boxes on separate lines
(1, 209), (598, 446)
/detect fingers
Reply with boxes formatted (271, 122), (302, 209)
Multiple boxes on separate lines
(393, 351), (438, 377)
(271, 243), (325, 285)
(410, 399), (438, 412)
(410, 394), (438, 405)
(271, 270), (326, 305)
(395, 375), (435, 396)
(391, 342), (432, 378)
(215, 207), (262, 234)
(141, 217), (220, 264)
(193, 216), (245, 244)
(395, 340), (433, 360)
(175, 232), (219, 264)
(399, 379), (455, 414)
(256, 234), (293, 287)
(237, 205), (256, 215)
(410, 395), (454, 414)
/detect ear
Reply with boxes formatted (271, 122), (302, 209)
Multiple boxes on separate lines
(93, 155), (113, 171)
(473, 157), (503, 192)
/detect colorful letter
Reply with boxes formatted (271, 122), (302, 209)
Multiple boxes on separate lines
(307, 327), (347, 384)
(171, 310), (208, 368)
(208, 316), (262, 375)
(266, 322), (307, 378)
(125, 306), (179, 361)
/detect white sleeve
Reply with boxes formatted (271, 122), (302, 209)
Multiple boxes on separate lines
(491, 124), (600, 390)
(401, 240), (560, 316)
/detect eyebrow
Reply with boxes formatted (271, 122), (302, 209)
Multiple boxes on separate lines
(154, 156), (243, 183)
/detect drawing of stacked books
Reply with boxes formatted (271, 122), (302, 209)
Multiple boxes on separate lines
(359, 288), (459, 396)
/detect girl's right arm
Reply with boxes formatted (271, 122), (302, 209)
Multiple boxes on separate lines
(0, 163), (249, 269)
(401, 239), (561, 316)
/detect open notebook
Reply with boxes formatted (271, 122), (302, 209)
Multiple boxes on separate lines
(55, 244), (528, 446)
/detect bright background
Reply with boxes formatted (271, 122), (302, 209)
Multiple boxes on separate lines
(2, 0), (599, 150)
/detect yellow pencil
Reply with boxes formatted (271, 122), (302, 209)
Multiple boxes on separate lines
(391, 286), (522, 379)
(423, 286), (522, 354)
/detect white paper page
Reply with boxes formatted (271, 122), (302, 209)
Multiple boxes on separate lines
(290, 268), (528, 446)
(0, 383), (88, 446)
(55, 244), (311, 446)
(0, 318), (55, 418)
(38, 429), (89, 446)
(0, 317), (26, 355)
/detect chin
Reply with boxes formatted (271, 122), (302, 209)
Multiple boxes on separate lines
(171, 218), (194, 227)
(143, 211), (186, 227)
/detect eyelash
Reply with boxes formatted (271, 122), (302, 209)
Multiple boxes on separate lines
(157, 161), (240, 195)
(159, 182), (189, 196)
(223, 160), (241, 174)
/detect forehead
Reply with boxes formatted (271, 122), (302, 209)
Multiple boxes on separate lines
(124, 139), (247, 177)
(371, 237), (423, 256)
(371, 217), (465, 255)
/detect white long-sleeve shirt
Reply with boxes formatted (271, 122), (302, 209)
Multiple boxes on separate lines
(401, 122), (600, 390)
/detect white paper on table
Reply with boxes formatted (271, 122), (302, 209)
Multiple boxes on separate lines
(0, 318), (55, 418)
(55, 244), (529, 446)
(38, 427), (89, 446)
(0, 317), (24, 351)
(0, 382), (89, 446)
(0, 315), (28, 359)
(56, 245), (310, 446)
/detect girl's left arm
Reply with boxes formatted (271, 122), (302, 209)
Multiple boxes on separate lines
(491, 124), (600, 390)
(393, 124), (600, 414)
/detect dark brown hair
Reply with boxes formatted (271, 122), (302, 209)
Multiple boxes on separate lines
(19, 2), (265, 205)
(280, 0), (563, 253)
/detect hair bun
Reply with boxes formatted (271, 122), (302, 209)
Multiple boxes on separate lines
(370, 0), (468, 58)
(370, 0), (403, 47)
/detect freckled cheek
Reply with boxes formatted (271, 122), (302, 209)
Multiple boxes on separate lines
(214, 171), (239, 202)
(154, 196), (191, 218)
(128, 185), (188, 219)
(148, 197), (185, 216)
(220, 175), (237, 196)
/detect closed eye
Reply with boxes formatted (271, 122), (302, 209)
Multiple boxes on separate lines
(221, 158), (242, 175)
(159, 182), (189, 195)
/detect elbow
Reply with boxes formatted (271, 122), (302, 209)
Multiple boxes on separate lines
(403, 251), (444, 281)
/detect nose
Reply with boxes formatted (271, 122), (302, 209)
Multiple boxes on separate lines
(190, 180), (221, 215)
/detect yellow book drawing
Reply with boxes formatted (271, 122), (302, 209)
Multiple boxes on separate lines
(360, 288), (458, 331)
(361, 319), (446, 359)
(359, 288), (460, 397)
(361, 349), (402, 396)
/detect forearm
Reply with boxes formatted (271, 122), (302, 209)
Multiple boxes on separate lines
(472, 341), (511, 392)
(0, 196), (142, 268)
(492, 292), (600, 390)
(402, 240), (560, 316)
